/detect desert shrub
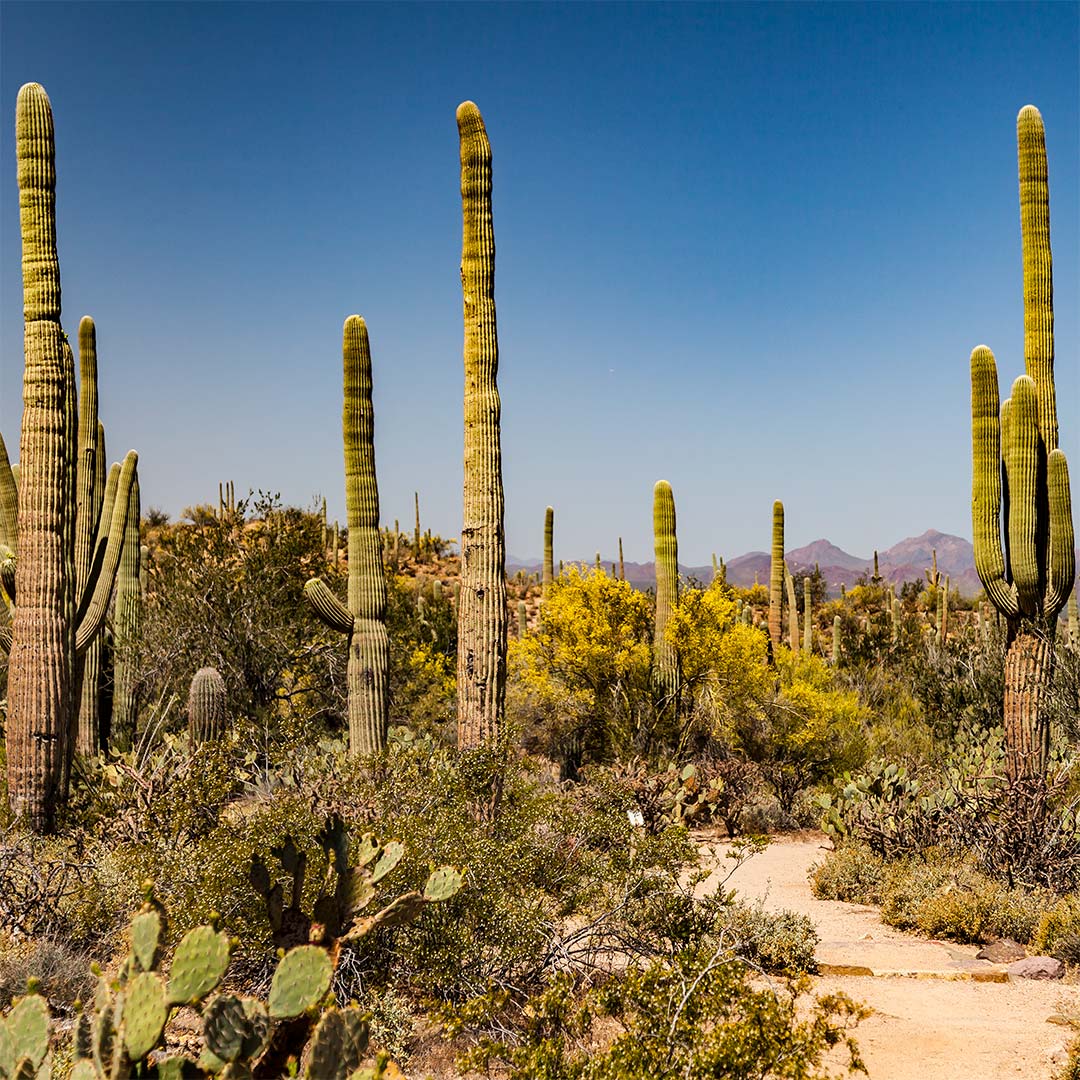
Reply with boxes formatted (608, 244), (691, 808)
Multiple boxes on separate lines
(1033, 895), (1080, 961)
(809, 843), (887, 905)
(0, 936), (93, 1010)
(448, 946), (866, 1080)
(730, 650), (868, 815)
(721, 900), (818, 974)
(509, 567), (654, 776)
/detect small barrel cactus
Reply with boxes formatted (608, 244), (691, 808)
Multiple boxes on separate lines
(188, 666), (226, 745)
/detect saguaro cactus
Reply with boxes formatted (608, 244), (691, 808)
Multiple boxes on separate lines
(652, 480), (679, 712)
(541, 505), (554, 601)
(785, 564), (799, 653)
(618, 536), (625, 581)
(768, 501), (784, 650)
(111, 467), (142, 750)
(832, 615), (841, 665)
(304, 317), (390, 754)
(456, 101), (508, 746)
(517, 599), (528, 639)
(970, 106), (1075, 781)
(188, 666), (226, 744)
(803, 576), (812, 653)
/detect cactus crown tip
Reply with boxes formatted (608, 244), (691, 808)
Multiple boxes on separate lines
(1018, 103), (1042, 122)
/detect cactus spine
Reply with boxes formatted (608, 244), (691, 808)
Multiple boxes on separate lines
(652, 480), (680, 712)
(188, 666), (226, 744)
(768, 501), (784, 650)
(456, 101), (508, 746)
(970, 107), (1075, 781)
(541, 505), (554, 601)
(111, 468), (142, 750)
(803, 576), (812, 652)
(304, 317), (390, 754)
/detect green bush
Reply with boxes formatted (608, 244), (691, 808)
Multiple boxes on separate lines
(720, 900), (818, 974)
(448, 946), (867, 1080)
(809, 844), (886, 905)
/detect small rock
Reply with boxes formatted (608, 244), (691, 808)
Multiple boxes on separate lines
(862, 933), (873, 940)
(977, 938), (1027, 963)
(1007, 956), (1064, 980)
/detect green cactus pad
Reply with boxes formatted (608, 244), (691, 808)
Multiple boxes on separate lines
(167, 925), (231, 1005)
(371, 841), (404, 883)
(305, 1007), (371, 1079)
(2, 994), (49, 1071)
(423, 866), (464, 902)
(203, 995), (270, 1063)
(354, 835), (380, 868)
(131, 909), (163, 972)
(150, 1057), (206, 1079)
(267, 946), (332, 1019)
(124, 972), (167, 1060)
(343, 868), (376, 915)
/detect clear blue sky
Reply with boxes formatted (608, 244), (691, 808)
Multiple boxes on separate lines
(1, 2), (1077, 565)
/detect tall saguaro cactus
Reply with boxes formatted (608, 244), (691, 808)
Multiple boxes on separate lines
(7, 84), (74, 831)
(304, 317), (390, 754)
(456, 101), (508, 746)
(652, 480), (679, 712)
(768, 501), (784, 650)
(542, 506), (554, 602)
(970, 106), (1075, 781)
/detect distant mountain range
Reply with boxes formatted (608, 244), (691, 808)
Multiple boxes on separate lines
(508, 529), (1038, 599)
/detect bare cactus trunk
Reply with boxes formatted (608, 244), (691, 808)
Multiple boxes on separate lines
(1003, 621), (1053, 782)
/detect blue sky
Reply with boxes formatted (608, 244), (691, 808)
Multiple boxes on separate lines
(1, 1), (1077, 564)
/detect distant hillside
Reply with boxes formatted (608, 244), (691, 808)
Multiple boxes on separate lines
(508, 528), (1014, 599)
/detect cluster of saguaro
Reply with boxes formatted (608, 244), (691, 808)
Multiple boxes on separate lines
(768, 502), (784, 649)
(188, 665), (227, 745)
(304, 318), (390, 754)
(652, 481), (680, 712)
(218, 480), (236, 518)
(456, 101), (508, 747)
(970, 106), (1075, 782)
(5, 85), (138, 830)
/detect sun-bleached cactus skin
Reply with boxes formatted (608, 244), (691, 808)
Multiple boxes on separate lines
(768, 502), (784, 649)
(456, 101), (508, 747)
(652, 480), (679, 711)
(542, 506), (554, 601)
(188, 666), (226, 744)
(304, 317), (390, 754)
(7, 83), (75, 832)
(969, 106), (1075, 782)
(111, 468), (142, 750)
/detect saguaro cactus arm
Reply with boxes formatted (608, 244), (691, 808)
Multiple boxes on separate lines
(75, 450), (138, 654)
(304, 578), (354, 634)
(0, 431), (17, 553)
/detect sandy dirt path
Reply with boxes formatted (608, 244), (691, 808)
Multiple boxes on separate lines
(697, 832), (1078, 1080)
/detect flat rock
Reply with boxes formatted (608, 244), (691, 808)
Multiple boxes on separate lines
(977, 939), (1027, 963)
(1007, 956), (1064, 981)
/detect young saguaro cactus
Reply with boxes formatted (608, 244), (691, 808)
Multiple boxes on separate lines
(188, 665), (226, 745)
(652, 480), (679, 713)
(541, 505), (554, 602)
(803, 576), (812, 653)
(111, 468), (142, 750)
(970, 106), (1075, 781)
(456, 101), (508, 747)
(304, 317), (390, 754)
(768, 501), (784, 650)
(785, 563), (799, 653)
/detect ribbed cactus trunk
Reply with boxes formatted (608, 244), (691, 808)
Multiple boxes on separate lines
(970, 107), (1074, 783)
(111, 469), (142, 750)
(652, 480), (679, 714)
(517, 599), (527, 639)
(832, 615), (841, 665)
(1069, 588), (1079, 648)
(768, 501), (784, 650)
(6, 84), (75, 831)
(802, 577), (812, 653)
(188, 666), (226, 745)
(304, 318), (390, 754)
(456, 101), (507, 747)
(74, 318), (106, 753)
(542, 506), (554, 602)
(785, 564), (799, 653)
